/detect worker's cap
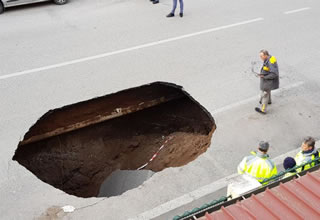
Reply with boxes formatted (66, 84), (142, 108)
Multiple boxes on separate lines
(258, 141), (269, 152)
(283, 157), (296, 170)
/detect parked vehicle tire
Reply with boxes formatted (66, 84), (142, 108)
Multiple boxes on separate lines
(53, 0), (68, 5)
(0, 2), (4, 14)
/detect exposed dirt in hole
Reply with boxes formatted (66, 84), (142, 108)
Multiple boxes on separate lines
(13, 83), (215, 198)
(21, 83), (184, 145)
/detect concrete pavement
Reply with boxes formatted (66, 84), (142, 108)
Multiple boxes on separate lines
(0, 0), (320, 219)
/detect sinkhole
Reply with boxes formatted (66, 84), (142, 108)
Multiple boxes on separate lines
(13, 82), (216, 198)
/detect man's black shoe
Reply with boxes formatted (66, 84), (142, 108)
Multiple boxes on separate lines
(153, 0), (159, 4)
(179, 13), (183, 17)
(166, 13), (174, 17)
(255, 107), (266, 115)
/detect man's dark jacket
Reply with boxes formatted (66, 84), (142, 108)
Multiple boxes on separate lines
(260, 56), (279, 91)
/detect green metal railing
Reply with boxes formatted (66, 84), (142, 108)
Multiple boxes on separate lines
(173, 157), (320, 220)
(172, 196), (230, 220)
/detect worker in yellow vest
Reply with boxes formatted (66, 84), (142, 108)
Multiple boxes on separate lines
(295, 137), (320, 172)
(238, 141), (277, 183)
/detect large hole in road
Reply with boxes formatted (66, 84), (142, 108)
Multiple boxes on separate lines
(13, 82), (216, 198)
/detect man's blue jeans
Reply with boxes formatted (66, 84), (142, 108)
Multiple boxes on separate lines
(171, 0), (184, 14)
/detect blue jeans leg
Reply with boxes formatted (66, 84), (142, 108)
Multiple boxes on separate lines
(171, 0), (184, 14)
(171, 0), (177, 14)
(179, 0), (184, 13)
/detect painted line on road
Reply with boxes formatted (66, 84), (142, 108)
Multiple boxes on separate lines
(0, 17), (264, 81)
(212, 81), (305, 115)
(284, 7), (310, 15)
(131, 142), (319, 220)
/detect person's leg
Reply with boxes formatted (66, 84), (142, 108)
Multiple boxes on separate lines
(171, 0), (178, 14)
(259, 90), (263, 104)
(167, 0), (177, 17)
(179, 0), (184, 13)
(261, 90), (270, 113)
(256, 90), (268, 114)
(268, 90), (272, 104)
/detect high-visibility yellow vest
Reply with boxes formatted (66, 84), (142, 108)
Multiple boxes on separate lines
(238, 151), (277, 182)
(295, 150), (320, 172)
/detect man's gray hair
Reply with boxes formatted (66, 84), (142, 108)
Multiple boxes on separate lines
(304, 136), (315, 148)
(260, 49), (270, 56)
(259, 141), (270, 152)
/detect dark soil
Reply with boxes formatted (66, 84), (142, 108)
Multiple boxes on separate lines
(22, 83), (183, 142)
(13, 86), (215, 198)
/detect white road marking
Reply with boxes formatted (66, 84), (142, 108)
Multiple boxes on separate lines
(0, 18), (264, 81)
(212, 81), (305, 115)
(131, 142), (319, 220)
(284, 7), (310, 15)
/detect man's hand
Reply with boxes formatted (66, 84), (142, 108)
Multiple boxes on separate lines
(259, 74), (264, 78)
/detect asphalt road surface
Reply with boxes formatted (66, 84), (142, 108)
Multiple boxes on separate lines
(1, 0), (320, 219)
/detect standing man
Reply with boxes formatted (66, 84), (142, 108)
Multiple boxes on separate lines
(295, 137), (320, 172)
(237, 141), (277, 183)
(167, 0), (184, 18)
(255, 50), (279, 114)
